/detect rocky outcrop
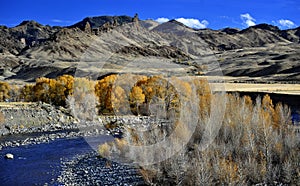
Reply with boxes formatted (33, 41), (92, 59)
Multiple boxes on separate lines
(69, 15), (133, 30)
(84, 22), (92, 34)
(116, 44), (191, 60)
(0, 21), (61, 55)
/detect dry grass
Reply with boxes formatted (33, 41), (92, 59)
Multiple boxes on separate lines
(0, 112), (5, 124)
(0, 102), (36, 108)
(211, 83), (300, 95)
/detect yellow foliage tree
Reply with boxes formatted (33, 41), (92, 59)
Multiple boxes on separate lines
(0, 81), (11, 102)
(19, 75), (74, 106)
(19, 84), (34, 102)
(95, 75), (117, 114)
(129, 86), (145, 115)
(54, 75), (74, 106)
(193, 79), (211, 119)
(111, 85), (127, 114)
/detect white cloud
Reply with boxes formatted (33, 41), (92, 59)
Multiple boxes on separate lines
(155, 17), (170, 23)
(175, 18), (209, 29)
(51, 19), (63, 23)
(51, 19), (72, 24)
(154, 17), (209, 29)
(240, 13), (256, 27)
(278, 19), (295, 28)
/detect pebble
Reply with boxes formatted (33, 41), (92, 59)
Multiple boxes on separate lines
(0, 125), (110, 149)
(5, 153), (14, 159)
(56, 152), (145, 185)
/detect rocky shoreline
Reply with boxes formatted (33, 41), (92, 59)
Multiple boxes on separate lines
(0, 102), (152, 185)
(0, 126), (106, 150)
(55, 152), (146, 185)
(0, 102), (162, 149)
(0, 102), (164, 185)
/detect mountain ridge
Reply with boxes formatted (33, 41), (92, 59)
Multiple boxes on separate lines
(0, 15), (300, 83)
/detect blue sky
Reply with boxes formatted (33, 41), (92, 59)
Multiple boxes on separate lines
(0, 0), (299, 29)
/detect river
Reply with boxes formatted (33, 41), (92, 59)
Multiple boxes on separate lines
(0, 135), (113, 185)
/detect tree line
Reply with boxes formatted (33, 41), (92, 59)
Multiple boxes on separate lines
(0, 74), (187, 117)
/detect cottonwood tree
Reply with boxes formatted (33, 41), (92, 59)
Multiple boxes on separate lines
(129, 86), (145, 115)
(19, 75), (74, 106)
(95, 75), (117, 114)
(0, 81), (10, 101)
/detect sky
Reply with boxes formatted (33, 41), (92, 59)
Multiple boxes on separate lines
(0, 0), (299, 30)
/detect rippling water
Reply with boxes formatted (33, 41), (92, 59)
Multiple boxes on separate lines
(0, 135), (113, 185)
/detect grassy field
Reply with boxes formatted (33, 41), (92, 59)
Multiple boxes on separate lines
(211, 83), (300, 95)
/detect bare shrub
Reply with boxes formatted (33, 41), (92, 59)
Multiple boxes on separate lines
(98, 76), (300, 185)
(66, 78), (98, 121)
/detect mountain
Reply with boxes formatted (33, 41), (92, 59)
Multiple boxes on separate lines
(0, 15), (300, 83)
(0, 21), (61, 55)
(69, 15), (134, 30)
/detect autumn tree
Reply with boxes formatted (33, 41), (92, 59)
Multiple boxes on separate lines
(19, 75), (74, 106)
(0, 81), (11, 101)
(99, 89), (300, 185)
(19, 84), (34, 102)
(95, 75), (117, 114)
(53, 75), (74, 106)
(129, 86), (145, 115)
(133, 76), (180, 118)
(111, 85), (127, 114)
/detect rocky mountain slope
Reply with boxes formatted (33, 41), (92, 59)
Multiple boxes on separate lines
(0, 14), (299, 83)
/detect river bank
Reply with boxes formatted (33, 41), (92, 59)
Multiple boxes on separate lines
(0, 101), (147, 149)
(0, 103), (154, 185)
(0, 135), (145, 185)
(56, 151), (145, 185)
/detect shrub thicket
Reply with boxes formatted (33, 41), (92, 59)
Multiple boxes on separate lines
(98, 79), (300, 185)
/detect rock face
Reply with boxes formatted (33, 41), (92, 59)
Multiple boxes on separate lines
(0, 21), (61, 55)
(84, 22), (92, 34)
(69, 15), (133, 30)
(5, 153), (14, 159)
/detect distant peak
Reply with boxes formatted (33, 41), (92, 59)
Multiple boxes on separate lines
(250, 23), (280, 31)
(168, 19), (190, 28)
(221, 27), (240, 34)
(17, 20), (43, 27)
(70, 15), (134, 29)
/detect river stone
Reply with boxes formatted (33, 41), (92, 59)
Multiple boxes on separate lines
(5, 153), (14, 159)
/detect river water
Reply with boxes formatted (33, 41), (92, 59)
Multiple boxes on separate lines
(0, 135), (113, 185)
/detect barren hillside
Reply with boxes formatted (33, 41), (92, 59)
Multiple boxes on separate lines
(0, 15), (299, 83)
